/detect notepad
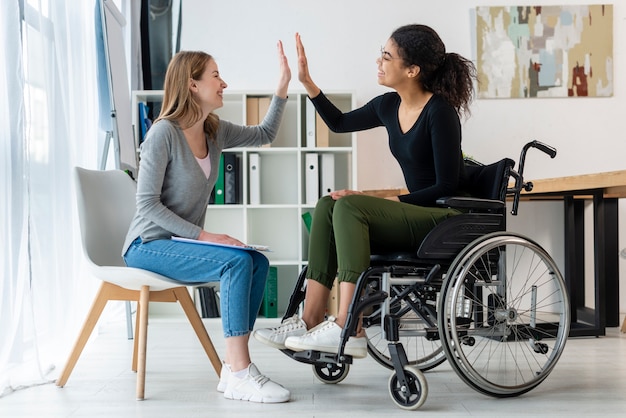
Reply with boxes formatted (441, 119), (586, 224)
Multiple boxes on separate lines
(172, 236), (270, 252)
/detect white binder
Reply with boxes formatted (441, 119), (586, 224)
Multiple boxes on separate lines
(249, 153), (261, 204)
(320, 153), (335, 195)
(305, 153), (319, 204)
(305, 100), (316, 148)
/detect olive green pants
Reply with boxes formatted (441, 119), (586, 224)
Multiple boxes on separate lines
(306, 194), (461, 288)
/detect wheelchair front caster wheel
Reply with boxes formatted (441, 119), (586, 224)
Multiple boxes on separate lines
(388, 365), (428, 410)
(312, 362), (350, 384)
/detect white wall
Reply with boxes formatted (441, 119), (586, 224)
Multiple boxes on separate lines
(181, 0), (626, 314)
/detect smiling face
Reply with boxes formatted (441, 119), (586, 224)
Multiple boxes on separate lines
(376, 39), (413, 89)
(190, 58), (228, 112)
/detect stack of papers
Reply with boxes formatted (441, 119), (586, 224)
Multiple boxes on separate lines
(172, 236), (270, 252)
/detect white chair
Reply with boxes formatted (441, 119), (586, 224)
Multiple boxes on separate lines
(56, 167), (221, 400)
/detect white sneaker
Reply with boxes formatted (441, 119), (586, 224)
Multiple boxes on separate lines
(216, 362), (230, 393)
(252, 315), (307, 349)
(223, 363), (290, 403)
(284, 317), (368, 358)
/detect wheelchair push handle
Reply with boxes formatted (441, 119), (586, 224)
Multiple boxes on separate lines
(529, 140), (557, 158)
(510, 140), (557, 216)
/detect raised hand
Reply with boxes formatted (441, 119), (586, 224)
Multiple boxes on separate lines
(275, 40), (291, 99)
(295, 33), (321, 98)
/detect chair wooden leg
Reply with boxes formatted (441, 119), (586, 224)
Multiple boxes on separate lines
(132, 299), (141, 372)
(56, 282), (110, 387)
(621, 316), (626, 333)
(174, 287), (222, 377)
(135, 285), (150, 400)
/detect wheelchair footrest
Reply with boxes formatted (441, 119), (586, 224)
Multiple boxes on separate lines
(289, 349), (353, 365)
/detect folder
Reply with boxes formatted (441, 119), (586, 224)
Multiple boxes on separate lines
(305, 153), (319, 204)
(305, 100), (316, 148)
(249, 153), (261, 204)
(320, 153), (335, 196)
(224, 152), (241, 204)
(260, 266), (278, 318)
(315, 113), (329, 147)
(213, 154), (225, 204)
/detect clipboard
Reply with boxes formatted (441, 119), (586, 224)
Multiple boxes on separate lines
(172, 236), (270, 252)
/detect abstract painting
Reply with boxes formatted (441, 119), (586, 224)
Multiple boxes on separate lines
(476, 5), (613, 98)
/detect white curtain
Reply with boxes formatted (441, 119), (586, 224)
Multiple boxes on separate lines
(0, 0), (103, 396)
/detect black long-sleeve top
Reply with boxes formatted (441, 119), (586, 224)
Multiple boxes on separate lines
(311, 91), (468, 206)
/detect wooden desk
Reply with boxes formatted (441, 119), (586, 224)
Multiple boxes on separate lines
(520, 170), (626, 336)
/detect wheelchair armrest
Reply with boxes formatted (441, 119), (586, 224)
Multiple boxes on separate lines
(437, 196), (505, 211)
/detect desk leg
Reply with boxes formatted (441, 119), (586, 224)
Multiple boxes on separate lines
(564, 197), (589, 335)
(595, 195), (619, 328)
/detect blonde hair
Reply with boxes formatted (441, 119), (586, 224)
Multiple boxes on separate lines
(156, 51), (219, 139)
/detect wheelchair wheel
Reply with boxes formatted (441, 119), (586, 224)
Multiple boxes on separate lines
(438, 232), (570, 398)
(312, 362), (350, 384)
(364, 300), (446, 372)
(388, 365), (428, 410)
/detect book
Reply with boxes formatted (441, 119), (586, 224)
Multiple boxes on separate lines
(172, 236), (270, 252)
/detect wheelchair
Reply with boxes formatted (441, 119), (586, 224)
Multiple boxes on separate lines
(279, 141), (570, 410)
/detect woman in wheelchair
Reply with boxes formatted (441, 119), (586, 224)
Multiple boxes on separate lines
(254, 24), (477, 358)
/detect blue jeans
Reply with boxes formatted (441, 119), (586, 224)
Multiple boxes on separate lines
(124, 238), (269, 338)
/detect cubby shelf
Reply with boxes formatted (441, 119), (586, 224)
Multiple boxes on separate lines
(131, 90), (356, 314)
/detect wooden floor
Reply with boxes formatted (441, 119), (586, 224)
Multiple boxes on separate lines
(1, 316), (625, 417)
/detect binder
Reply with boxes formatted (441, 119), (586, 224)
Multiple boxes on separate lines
(246, 97), (260, 125)
(224, 152), (241, 204)
(213, 154), (225, 204)
(249, 153), (261, 204)
(301, 211), (313, 232)
(315, 113), (329, 147)
(320, 153), (335, 196)
(305, 153), (319, 204)
(258, 97), (272, 148)
(197, 286), (220, 318)
(258, 96), (271, 121)
(197, 287), (208, 317)
(305, 100), (316, 148)
(138, 102), (152, 145)
(260, 266), (278, 318)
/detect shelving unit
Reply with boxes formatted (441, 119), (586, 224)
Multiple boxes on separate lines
(131, 90), (357, 314)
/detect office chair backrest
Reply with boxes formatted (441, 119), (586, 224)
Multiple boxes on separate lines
(74, 167), (137, 268)
(464, 158), (515, 202)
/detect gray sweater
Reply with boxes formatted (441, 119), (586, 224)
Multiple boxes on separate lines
(122, 95), (287, 256)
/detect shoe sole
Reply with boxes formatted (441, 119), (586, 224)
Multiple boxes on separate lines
(252, 330), (306, 350)
(285, 339), (368, 359)
(224, 390), (290, 403)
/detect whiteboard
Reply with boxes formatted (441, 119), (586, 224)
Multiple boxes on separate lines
(98, 0), (137, 176)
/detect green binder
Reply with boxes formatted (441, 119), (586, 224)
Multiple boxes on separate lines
(214, 154), (225, 204)
(260, 266), (278, 317)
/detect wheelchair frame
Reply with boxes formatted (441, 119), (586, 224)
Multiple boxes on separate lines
(278, 141), (570, 410)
